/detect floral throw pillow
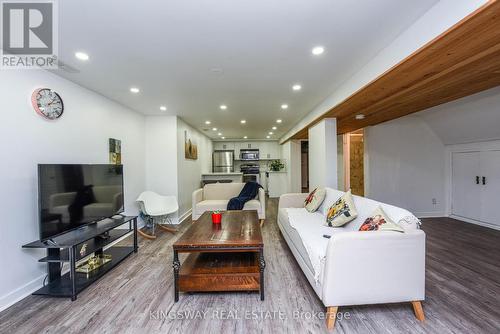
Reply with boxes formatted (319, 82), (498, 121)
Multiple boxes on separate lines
(304, 187), (326, 212)
(325, 190), (358, 227)
(359, 206), (404, 232)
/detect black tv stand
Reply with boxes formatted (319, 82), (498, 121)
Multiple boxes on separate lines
(43, 239), (58, 246)
(23, 216), (138, 301)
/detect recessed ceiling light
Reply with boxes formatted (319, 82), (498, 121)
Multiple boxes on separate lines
(266, 136), (270, 139)
(240, 120), (246, 124)
(205, 120), (211, 125)
(212, 127), (217, 131)
(243, 136), (248, 139)
(160, 106), (167, 111)
(312, 46), (325, 55)
(220, 105), (227, 110)
(218, 132), (222, 136)
(130, 87), (140, 93)
(276, 119), (282, 123)
(292, 84), (301, 91)
(272, 126), (277, 130)
(281, 104), (288, 110)
(269, 132), (273, 135)
(355, 114), (366, 120)
(75, 52), (89, 61)
(221, 136), (225, 139)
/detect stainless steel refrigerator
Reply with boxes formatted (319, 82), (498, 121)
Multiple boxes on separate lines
(212, 150), (234, 173)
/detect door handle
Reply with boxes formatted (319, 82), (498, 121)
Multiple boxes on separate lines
(482, 176), (486, 185)
(476, 176), (480, 184)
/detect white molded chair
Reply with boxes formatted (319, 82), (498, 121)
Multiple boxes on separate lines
(136, 191), (179, 239)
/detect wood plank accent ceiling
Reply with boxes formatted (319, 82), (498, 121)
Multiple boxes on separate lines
(290, 0), (500, 140)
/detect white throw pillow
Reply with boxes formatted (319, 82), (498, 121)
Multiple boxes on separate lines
(359, 206), (404, 232)
(318, 188), (345, 217)
(325, 190), (358, 227)
(304, 187), (326, 212)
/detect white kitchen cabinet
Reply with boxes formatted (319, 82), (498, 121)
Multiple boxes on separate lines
(268, 172), (288, 198)
(243, 142), (259, 150)
(234, 142), (242, 158)
(451, 150), (500, 228)
(260, 141), (280, 160)
(213, 141), (281, 159)
(234, 142), (259, 159)
(213, 142), (235, 151)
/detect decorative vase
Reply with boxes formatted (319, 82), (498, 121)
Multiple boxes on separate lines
(212, 212), (222, 224)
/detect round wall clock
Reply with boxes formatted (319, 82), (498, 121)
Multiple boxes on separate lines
(31, 88), (64, 120)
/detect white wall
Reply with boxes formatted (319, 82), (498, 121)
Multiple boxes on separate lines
(281, 0), (487, 143)
(337, 135), (345, 191)
(308, 119), (338, 190)
(176, 118), (212, 219)
(280, 140), (301, 193)
(145, 116), (178, 197)
(417, 86), (500, 145)
(364, 116), (446, 217)
(144, 116), (212, 222)
(0, 70), (146, 311)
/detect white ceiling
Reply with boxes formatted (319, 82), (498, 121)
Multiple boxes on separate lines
(53, 0), (439, 140)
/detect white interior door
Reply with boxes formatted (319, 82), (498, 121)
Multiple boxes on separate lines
(480, 150), (500, 227)
(451, 152), (481, 220)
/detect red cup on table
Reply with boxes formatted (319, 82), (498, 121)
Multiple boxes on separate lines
(211, 211), (222, 224)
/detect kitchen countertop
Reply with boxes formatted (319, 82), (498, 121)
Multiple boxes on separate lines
(201, 172), (243, 176)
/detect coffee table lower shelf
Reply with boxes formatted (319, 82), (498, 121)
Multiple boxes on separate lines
(178, 252), (260, 293)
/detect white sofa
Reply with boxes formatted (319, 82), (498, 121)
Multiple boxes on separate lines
(278, 188), (425, 329)
(192, 183), (265, 223)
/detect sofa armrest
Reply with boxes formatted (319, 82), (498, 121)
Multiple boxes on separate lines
(258, 187), (266, 219)
(192, 188), (203, 218)
(192, 188), (203, 207)
(321, 230), (425, 307)
(278, 193), (308, 210)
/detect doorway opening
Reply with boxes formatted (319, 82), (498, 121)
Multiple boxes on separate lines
(301, 141), (309, 193)
(343, 129), (365, 196)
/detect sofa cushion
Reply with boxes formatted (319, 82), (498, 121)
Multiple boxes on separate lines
(243, 199), (262, 212)
(278, 208), (315, 274)
(359, 206), (404, 232)
(195, 199), (262, 215)
(195, 200), (228, 214)
(326, 190), (358, 227)
(304, 187), (326, 212)
(347, 194), (420, 232)
(286, 207), (346, 283)
(203, 183), (246, 200)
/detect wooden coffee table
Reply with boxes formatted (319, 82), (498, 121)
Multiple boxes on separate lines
(172, 210), (265, 301)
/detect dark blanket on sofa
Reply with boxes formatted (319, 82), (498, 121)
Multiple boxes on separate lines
(227, 182), (262, 211)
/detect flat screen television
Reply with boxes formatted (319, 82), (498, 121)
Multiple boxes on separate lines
(38, 164), (124, 241)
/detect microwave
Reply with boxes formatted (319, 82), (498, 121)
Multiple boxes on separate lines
(240, 149), (259, 161)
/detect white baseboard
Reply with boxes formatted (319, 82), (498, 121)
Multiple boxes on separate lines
(178, 209), (192, 224)
(414, 211), (446, 219)
(449, 214), (500, 231)
(0, 274), (45, 313)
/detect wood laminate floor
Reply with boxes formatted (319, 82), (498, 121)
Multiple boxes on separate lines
(0, 199), (499, 333)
